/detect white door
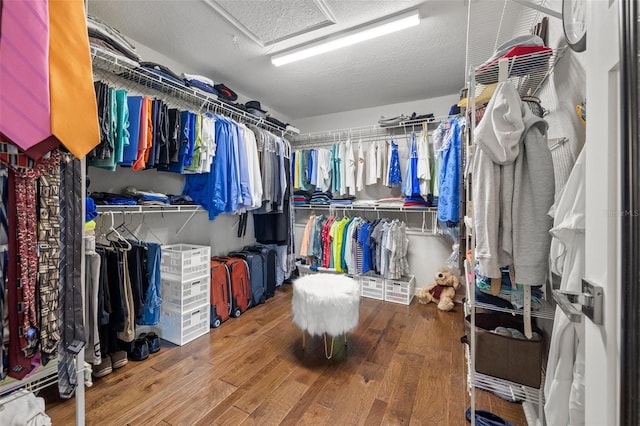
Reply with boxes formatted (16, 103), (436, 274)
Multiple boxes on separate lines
(584, 1), (620, 425)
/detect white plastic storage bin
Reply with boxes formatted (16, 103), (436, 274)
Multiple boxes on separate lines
(160, 244), (210, 282)
(159, 304), (210, 346)
(162, 276), (210, 313)
(384, 275), (416, 305)
(360, 275), (385, 300)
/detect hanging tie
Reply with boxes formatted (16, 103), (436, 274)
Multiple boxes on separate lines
(0, 0), (54, 155)
(48, 0), (100, 159)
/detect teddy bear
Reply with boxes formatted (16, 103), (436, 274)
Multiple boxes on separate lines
(415, 268), (460, 311)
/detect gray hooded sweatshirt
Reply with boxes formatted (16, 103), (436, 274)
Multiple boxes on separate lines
(472, 82), (554, 285)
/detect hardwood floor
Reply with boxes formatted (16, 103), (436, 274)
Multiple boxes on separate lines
(43, 283), (527, 425)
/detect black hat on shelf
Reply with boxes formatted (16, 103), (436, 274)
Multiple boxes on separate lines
(245, 100), (267, 118)
(213, 83), (238, 102)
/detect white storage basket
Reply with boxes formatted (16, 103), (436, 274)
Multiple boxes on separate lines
(360, 275), (385, 300)
(160, 244), (210, 281)
(384, 275), (416, 305)
(160, 304), (210, 346)
(162, 276), (210, 313)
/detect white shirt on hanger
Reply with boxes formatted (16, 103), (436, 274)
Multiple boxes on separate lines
(356, 140), (365, 192)
(343, 139), (356, 195)
(376, 139), (384, 179)
(365, 142), (377, 186)
(383, 140), (392, 187)
(240, 125), (263, 209)
(416, 127), (431, 197)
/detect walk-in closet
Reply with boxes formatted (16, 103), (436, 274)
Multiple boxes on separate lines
(0, 0), (635, 425)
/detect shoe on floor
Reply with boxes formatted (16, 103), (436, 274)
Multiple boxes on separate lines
(129, 337), (149, 361)
(465, 407), (515, 426)
(111, 351), (128, 369)
(145, 332), (161, 354)
(92, 356), (112, 378)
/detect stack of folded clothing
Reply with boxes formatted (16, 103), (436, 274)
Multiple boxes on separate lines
(403, 195), (430, 208)
(475, 266), (544, 310)
(182, 73), (218, 97)
(309, 191), (333, 205)
(330, 195), (355, 206)
(138, 62), (186, 89)
(352, 199), (379, 207)
(87, 15), (140, 65)
(293, 190), (311, 206)
(167, 194), (196, 205)
(124, 187), (170, 205)
(376, 197), (405, 208)
(90, 192), (137, 205)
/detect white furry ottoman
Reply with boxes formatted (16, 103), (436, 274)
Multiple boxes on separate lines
(292, 273), (360, 357)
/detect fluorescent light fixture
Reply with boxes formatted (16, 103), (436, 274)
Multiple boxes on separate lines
(271, 10), (420, 67)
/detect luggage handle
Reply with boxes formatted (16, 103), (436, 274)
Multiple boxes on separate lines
(191, 310), (200, 316)
(191, 280), (201, 286)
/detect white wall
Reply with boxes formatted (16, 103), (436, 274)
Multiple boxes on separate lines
(294, 93), (459, 134)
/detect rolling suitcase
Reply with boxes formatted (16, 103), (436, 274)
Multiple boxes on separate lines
(244, 245), (277, 298)
(211, 256), (251, 318)
(210, 259), (231, 328)
(228, 250), (266, 306)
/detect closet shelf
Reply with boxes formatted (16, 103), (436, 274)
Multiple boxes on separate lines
(470, 47), (566, 101)
(291, 114), (459, 147)
(0, 359), (59, 403)
(96, 205), (203, 214)
(294, 204), (437, 213)
(472, 299), (556, 320)
(90, 45), (292, 136)
(464, 260), (556, 320)
(465, 344), (545, 404)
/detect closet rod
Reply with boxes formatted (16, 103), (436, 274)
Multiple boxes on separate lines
(90, 46), (293, 137)
(292, 114), (460, 144)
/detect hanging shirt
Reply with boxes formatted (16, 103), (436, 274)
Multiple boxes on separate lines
(376, 140), (384, 179)
(243, 125), (260, 207)
(310, 149), (319, 187)
(355, 140), (365, 192)
(317, 148), (332, 192)
(365, 143), (377, 186)
(383, 141), (391, 186)
(402, 133), (419, 196)
(201, 114), (217, 173)
(344, 139), (356, 195)
(121, 95), (142, 167)
(437, 118), (462, 223)
(417, 126), (432, 197)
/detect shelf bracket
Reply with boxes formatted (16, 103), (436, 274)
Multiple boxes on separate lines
(176, 207), (200, 236)
(552, 279), (604, 324)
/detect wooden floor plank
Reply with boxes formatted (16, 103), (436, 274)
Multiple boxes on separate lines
(43, 283), (527, 425)
(383, 352), (424, 425)
(409, 350), (450, 426)
(239, 375), (309, 425)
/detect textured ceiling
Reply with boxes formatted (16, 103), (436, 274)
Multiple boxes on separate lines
(87, 0), (486, 121)
(210, 0), (335, 46)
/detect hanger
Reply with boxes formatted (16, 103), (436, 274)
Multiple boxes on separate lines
(108, 212), (132, 251)
(133, 212), (163, 244)
(116, 212), (141, 243)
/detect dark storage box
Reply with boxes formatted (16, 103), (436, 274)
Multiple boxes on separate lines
(464, 312), (544, 388)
